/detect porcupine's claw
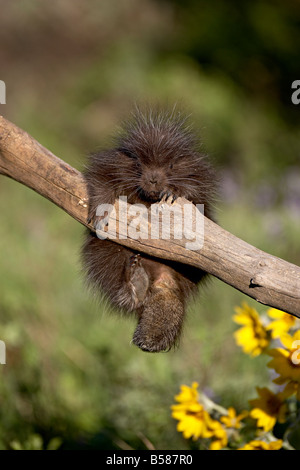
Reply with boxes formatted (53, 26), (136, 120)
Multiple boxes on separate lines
(159, 190), (178, 204)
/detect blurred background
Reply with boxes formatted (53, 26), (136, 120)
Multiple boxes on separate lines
(0, 0), (299, 450)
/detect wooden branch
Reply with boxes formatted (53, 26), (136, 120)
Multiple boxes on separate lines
(0, 115), (299, 317)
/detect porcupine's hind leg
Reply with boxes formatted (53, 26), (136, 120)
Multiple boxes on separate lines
(83, 236), (184, 353)
(131, 263), (185, 353)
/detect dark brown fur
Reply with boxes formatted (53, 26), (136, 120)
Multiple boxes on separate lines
(81, 108), (218, 352)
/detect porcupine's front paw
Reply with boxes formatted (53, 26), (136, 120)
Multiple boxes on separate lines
(159, 190), (178, 204)
(127, 254), (149, 307)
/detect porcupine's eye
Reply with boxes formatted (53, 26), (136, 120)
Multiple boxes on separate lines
(120, 148), (137, 160)
(169, 162), (173, 170)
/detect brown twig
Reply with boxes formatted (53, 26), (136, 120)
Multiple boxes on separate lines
(0, 115), (299, 317)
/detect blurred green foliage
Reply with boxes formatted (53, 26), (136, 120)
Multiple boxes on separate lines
(0, 0), (299, 450)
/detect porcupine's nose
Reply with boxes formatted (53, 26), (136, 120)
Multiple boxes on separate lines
(149, 172), (159, 185)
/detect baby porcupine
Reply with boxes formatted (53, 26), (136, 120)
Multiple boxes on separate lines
(81, 108), (217, 352)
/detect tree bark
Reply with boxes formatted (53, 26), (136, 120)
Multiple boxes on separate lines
(0, 115), (299, 317)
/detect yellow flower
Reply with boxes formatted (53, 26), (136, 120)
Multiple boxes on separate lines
(209, 421), (228, 450)
(171, 383), (228, 448)
(233, 303), (270, 356)
(220, 407), (248, 430)
(266, 308), (295, 339)
(267, 330), (300, 399)
(249, 387), (287, 432)
(238, 439), (283, 450)
(173, 382), (199, 404)
(172, 404), (215, 440)
(171, 383), (216, 440)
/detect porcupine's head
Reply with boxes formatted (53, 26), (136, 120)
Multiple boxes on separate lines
(115, 107), (216, 206)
